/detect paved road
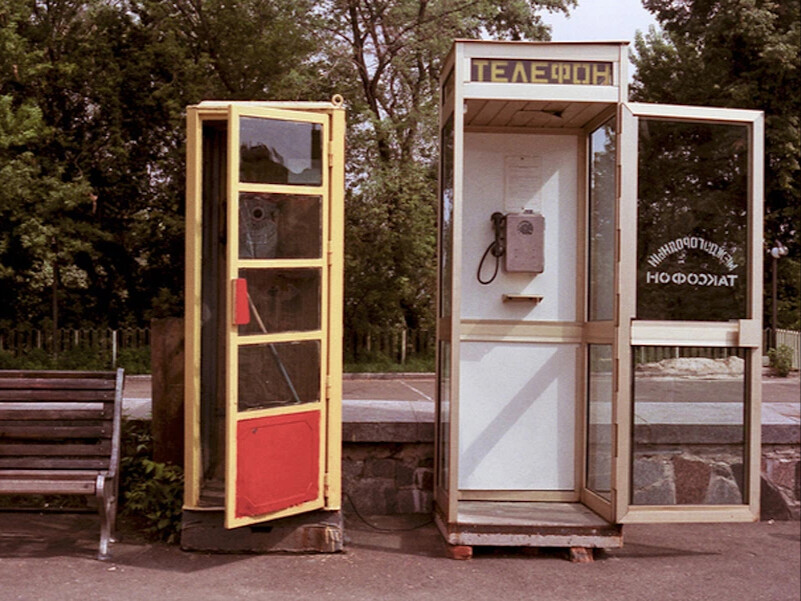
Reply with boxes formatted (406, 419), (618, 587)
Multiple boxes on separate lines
(0, 512), (798, 601)
(122, 371), (799, 425)
(125, 371), (799, 404)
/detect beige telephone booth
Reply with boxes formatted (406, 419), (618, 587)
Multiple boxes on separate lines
(436, 41), (764, 555)
(182, 99), (345, 551)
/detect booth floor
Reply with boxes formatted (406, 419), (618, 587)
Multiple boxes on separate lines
(0, 511), (798, 601)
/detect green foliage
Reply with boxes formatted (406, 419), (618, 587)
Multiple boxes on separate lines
(345, 353), (435, 374)
(632, 0), (801, 329)
(117, 346), (151, 375)
(768, 344), (795, 377)
(0, 346), (109, 370)
(1, 0), (577, 336)
(119, 420), (183, 543)
(327, 0), (575, 332)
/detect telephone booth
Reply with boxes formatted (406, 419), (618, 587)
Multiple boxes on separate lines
(436, 41), (764, 555)
(182, 99), (345, 550)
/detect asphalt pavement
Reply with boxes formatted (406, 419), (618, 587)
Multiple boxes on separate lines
(1, 372), (799, 600)
(0, 512), (798, 601)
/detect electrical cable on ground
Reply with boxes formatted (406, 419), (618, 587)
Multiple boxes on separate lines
(344, 492), (433, 532)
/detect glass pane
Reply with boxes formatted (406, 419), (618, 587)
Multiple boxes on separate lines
(637, 120), (749, 321)
(239, 117), (322, 185)
(437, 341), (451, 491)
(238, 268), (320, 336)
(439, 115), (454, 319)
(239, 193), (322, 259)
(238, 340), (320, 411)
(588, 120), (616, 321)
(587, 345), (613, 500)
(631, 346), (747, 505)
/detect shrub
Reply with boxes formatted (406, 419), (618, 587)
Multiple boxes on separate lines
(119, 420), (183, 543)
(768, 344), (795, 377)
(117, 346), (151, 374)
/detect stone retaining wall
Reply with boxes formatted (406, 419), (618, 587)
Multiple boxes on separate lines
(342, 424), (800, 520)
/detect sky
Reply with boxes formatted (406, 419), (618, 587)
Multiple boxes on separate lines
(545, 0), (660, 76)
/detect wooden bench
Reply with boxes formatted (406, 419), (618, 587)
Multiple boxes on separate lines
(0, 369), (124, 560)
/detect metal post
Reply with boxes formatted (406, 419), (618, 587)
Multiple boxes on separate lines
(770, 241), (788, 350)
(772, 254), (778, 349)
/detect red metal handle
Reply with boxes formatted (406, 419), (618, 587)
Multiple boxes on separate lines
(233, 278), (250, 325)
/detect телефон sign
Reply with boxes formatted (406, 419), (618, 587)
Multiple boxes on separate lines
(471, 59), (613, 85)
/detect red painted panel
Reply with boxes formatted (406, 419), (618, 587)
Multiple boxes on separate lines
(234, 278), (250, 325)
(236, 411), (320, 518)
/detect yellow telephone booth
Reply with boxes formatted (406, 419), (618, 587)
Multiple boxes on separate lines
(182, 99), (345, 551)
(436, 41), (764, 557)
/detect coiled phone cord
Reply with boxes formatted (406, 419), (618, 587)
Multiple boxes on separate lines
(477, 212), (506, 285)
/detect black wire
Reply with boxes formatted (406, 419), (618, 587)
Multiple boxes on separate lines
(344, 492), (434, 532)
(477, 241), (501, 285)
(477, 212), (506, 285)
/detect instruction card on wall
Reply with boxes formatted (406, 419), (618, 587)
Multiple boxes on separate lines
(504, 155), (542, 213)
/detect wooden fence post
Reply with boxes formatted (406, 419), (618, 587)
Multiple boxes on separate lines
(151, 317), (184, 466)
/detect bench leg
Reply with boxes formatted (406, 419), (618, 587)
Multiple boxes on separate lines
(96, 475), (114, 561)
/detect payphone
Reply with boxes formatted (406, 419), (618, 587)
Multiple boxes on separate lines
(436, 41), (764, 558)
(477, 211), (545, 285)
(182, 99), (345, 552)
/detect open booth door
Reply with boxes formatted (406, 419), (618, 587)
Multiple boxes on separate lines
(223, 105), (331, 529)
(615, 102), (764, 524)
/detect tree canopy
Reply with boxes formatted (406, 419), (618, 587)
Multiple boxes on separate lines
(0, 0), (575, 334)
(631, 0), (800, 328)
(4, 0), (795, 336)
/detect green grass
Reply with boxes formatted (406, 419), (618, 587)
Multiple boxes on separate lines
(344, 354), (434, 374)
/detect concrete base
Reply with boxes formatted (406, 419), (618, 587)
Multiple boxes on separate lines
(181, 509), (344, 553)
(436, 501), (623, 550)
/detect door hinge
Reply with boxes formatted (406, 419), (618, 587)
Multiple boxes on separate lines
(324, 472), (332, 497)
(327, 240), (334, 266)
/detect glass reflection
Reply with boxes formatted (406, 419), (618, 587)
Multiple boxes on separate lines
(239, 193), (321, 259)
(587, 345), (613, 500)
(437, 341), (451, 491)
(637, 120), (748, 321)
(238, 340), (320, 411)
(588, 120), (616, 321)
(440, 115), (454, 319)
(240, 117), (322, 185)
(238, 268), (321, 336)
(631, 346), (746, 506)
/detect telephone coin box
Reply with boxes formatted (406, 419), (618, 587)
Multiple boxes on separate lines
(505, 212), (544, 273)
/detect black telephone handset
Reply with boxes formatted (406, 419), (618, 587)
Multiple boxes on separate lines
(477, 212), (507, 285)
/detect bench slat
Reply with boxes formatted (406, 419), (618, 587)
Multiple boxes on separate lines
(0, 424), (112, 439)
(0, 469), (104, 479)
(0, 378), (115, 390)
(0, 442), (112, 456)
(0, 389), (115, 402)
(0, 457), (111, 469)
(0, 371), (115, 379)
(0, 480), (96, 494)
(0, 408), (110, 420)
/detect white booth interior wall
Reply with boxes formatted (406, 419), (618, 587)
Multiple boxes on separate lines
(458, 341), (578, 490)
(460, 132), (579, 322)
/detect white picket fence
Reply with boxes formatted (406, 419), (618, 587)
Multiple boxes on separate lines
(768, 328), (801, 370)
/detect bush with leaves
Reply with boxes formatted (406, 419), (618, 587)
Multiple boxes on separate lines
(768, 344), (795, 378)
(119, 420), (183, 543)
